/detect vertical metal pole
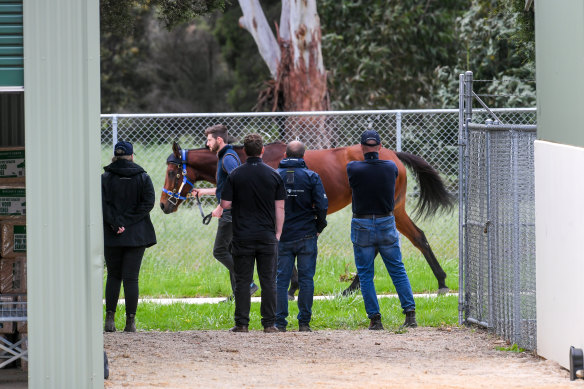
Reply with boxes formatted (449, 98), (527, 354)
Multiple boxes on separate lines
(458, 74), (465, 325)
(462, 71), (473, 323)
(464, 71), (473, 124)
(396, 111), (402, 152)
(512, 130), (521, 345)
(112, 114), (118, 151)
(485, 123), (494, 330)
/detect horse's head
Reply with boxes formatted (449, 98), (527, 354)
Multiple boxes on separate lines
(160, 141), (196, 214)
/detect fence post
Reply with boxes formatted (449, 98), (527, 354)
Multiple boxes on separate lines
(512, 129), (521, 345)
(396, 111), (402, 152)
(458, 74), (466, 325)
(112, 114), (118, 151)
(485, 120), (494, 330)
(464, 71), (473, 124)
(462, 71), (474, 324)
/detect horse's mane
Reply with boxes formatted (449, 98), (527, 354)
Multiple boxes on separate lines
(186, 141), (286, 152)
(228, 141), (286, 150)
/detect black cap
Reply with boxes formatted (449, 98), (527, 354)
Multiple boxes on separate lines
(360, 130), (381, 146)
(114, 141), (133, 156)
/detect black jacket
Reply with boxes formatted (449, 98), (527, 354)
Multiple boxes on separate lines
(102, 159), (157, 248)
(277, 158), (328, 242)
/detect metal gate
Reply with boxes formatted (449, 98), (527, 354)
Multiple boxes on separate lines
(459, 71), (537, 350)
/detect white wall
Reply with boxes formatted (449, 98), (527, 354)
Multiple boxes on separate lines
(535, 140), (584, 368)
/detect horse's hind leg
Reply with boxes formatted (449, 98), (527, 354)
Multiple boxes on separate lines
(395, 208), (449, 294)
(341, 275), (361, 296)
(341, 249), (379, 296)
(288, 265), (299, 300)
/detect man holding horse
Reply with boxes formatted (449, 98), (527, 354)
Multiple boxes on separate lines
(347, 130), (417, 330)
(220, 133), (287, 333)
(275, 141), (328, 332)
(192, 124), (259, 299)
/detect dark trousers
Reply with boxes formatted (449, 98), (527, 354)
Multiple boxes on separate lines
(232, 239), (278, 327)
(213, 209), (236, 294)
(104, 246), (146, 315)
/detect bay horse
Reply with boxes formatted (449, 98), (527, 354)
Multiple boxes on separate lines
(160, 141), (453, 295)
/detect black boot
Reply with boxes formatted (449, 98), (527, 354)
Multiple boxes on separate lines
(124, 314), (136, 332)
(368, 314), (384, 330)
(400, 310), (418, 329)
(104, 311), (116, 332)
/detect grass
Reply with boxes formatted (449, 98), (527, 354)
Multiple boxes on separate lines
(105, 294), (459, 332)
(101, 143), (459, 297)
(101, 142), (460, 331)
(495, 344), (525, 353)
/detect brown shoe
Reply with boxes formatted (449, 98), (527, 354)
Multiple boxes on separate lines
(368, 314), (384, 330)
(264, 326), (279, 333)
(229, 325), (249, 333)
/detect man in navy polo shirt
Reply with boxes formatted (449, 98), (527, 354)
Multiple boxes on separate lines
(193, 124), (258, 300)
(275, 141), (328, 332)
(221, 133), (287, 333)
(347, 130), (417, 330)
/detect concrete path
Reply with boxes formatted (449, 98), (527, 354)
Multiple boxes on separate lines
(111, 292), (457, 305)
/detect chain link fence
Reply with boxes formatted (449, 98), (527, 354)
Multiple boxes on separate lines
(100, 108), (534, 297)
(459, 71), (537, 350)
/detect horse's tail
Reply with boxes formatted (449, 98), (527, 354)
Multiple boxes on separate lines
(396, 151), (455, 219)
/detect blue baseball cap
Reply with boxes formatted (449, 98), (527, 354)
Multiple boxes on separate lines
(360, 130), (381, 146)
(114, 141), (133, 156)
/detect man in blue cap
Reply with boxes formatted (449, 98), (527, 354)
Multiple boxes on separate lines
(346, 130), (417, 330)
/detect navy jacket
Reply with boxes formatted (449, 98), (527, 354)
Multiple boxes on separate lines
(102, 159), (157, 248)
(347, 152), (397, 215)
(277, 158), (328, 242)
(216, 145), (241, 203)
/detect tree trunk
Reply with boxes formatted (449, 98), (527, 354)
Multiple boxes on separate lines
(238, 0), (331, 148)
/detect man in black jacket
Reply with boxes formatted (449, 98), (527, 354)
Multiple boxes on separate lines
(221, 134), (286, 333)
(102, 141), (157, 332)
(275, 141), (328, 332)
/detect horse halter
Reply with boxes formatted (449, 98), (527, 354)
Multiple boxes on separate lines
(162, 149), (212, 225)
(162, 149), (195, 206)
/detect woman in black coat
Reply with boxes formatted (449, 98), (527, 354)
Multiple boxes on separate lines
(102, 141), (156, 332)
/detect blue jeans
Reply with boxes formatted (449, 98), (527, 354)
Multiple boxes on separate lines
(351, 215), (415, 317)
(276, 236), (318, 327)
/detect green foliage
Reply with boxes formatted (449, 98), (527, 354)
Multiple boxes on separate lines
(433, 0), (536, 108)
(212, 1), (279, 111)
(100, 0), (226, 34)
(320, 0), (467, 110)
(100, 5), (152, 113)
(156, 0), (226, 30)
(101, 6), (234, 113)
(100, 0), (536, 113)
(496, 343), (525, 353)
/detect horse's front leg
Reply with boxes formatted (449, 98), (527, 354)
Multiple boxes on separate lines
(394, 206), (449, 294)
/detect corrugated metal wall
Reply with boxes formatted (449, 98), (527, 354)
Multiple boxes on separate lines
(24, 0), (103, 387)
(0, 92), (24, 146)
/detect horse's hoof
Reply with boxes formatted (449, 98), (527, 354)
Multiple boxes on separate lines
(437, 287), (449, 295)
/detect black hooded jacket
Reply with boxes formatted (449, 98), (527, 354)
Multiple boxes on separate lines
(101, 159), (157, 248)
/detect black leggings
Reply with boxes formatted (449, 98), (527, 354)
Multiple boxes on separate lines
(104, 246), (146, 315)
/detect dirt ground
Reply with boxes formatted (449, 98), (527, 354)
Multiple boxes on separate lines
(103, 326), (584, 389)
